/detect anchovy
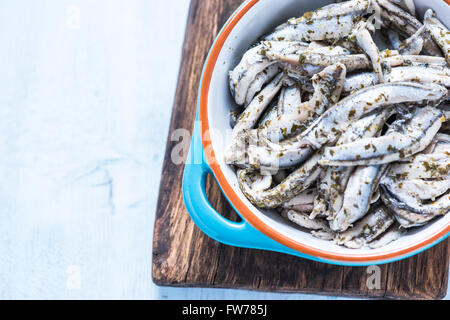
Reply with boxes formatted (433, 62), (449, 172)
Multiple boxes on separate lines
(269, 45), (447, 78)
(307, 44), (351, 56)
(352, 21), (385, 82)
(237, 152), (322, 209)
(344, 66), (450, 93)
(344, 72), (378, 93)
(265, 0), (370, 42)
(269, 51), (372, 75)
(329, 37), (364, 54)
(224, 0), (450, 249)
(387, 54), (448, 67)
(245, 63), (282, 105)
(311, 165), (355, 220)
(311, 229), (335, 241)
(320, 106), (445, 166)
(302, 83), (446, 150)
(387, 66), (450, 87)
(380, 185), (449, 227)
(398, 26), (425, 55)
(388, 0), (416, 16)
(278, 84), (303, 114)
(229, 44), (278, 106)
(330, 165), (381, 231)
(368, 223), (405, 248)
(283, 210), (330, 230)
(257, 84), (301, 129)
(377, 0), (442, 56)
(257, 99), (279, 129)
(260, 85), (304, 142)
(424, 9), (450, 66)
(387, 152), (450, 180)
(282, 188), (316, 213)
(247, 135), (315, 170)
(261, 63), (346, 143)
(225, 73), (284, 165)
(389, 178), (450, 201)
(334, 203), (395, 248)
(246, 82), (446, 171)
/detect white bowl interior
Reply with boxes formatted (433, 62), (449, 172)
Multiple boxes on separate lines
(207, 0), (450, 256)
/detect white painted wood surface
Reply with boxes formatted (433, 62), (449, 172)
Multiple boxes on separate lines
(0, 0), (447, 300)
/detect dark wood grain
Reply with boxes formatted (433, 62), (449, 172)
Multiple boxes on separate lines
(152, 0), (449, 299)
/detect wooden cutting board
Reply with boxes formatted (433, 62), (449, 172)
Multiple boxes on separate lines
(152, 0), (449, 299)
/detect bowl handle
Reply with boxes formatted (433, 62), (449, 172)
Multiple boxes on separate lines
(182, 122), (291, 251)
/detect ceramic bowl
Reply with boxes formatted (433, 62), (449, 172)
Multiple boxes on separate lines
(183, 0), (450, 265)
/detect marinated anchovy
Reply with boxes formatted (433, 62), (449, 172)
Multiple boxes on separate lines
(330, 37), (365, 54)
(265, 0), (370, 42)
(257, 100), (279, 128)
(282, 188), (315, 213)
(245, 63), (282, 105)
(226, 73), (284, 165)
(320, 106), (445, 166)
(268, 43), (447, 76)
(238, 152), (322, 209)
(389, 179), (450, 201)
(247, 134), (315, 170)
(368, 223), (405, 249)
(307, 44), (351, 56)
(229, 44), (279, 106)
(301, 83), (446, 150)
(387, 152), (450, 180)
(268, 51), (372, 75)
(260, 85), (304, 142)
(262, 63), (346, 142)
(247, 82), (446, 171)
(344, 66), (450, 93)
(424, 9), (450, 66)
(344, 71), (378, 92)
(377, 0), (442, 56)
(330, 165), (382, 231)
(380, 185), (449, 227)
(388, 0), (416, 16)
(352, 21), (385, 82)
(386, 66), (450, 87)
(334, 203), (395, 248)
(312, 165), (354, 220)
(384, 54), (448, 68)
(283, 210), (330, 230)
(398, 26), (424, 55)
(278, 84), (303, 115)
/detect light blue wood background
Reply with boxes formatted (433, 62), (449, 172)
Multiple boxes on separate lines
(0, 0), (447, 300)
